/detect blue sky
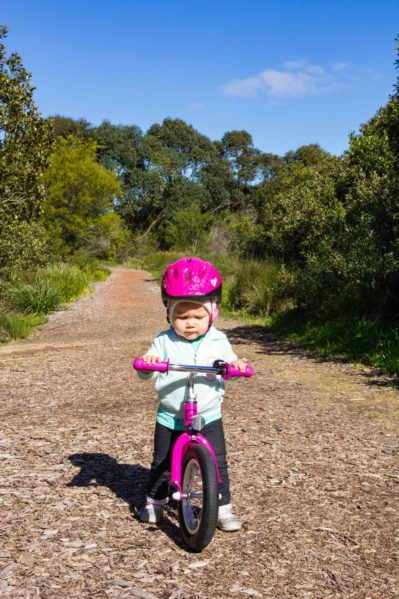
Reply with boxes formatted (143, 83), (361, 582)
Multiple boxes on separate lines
(4, 1), (399, 156)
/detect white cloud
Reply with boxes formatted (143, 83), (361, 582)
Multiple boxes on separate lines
(332, 62), (351, 72)
(221, 61), (351, 99)
(188, 102), (206, 112)
(283, 60), (325, 76)
(221, 76), (264, 98)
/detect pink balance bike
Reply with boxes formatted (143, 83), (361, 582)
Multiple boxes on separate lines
(133, 358), (253, 551)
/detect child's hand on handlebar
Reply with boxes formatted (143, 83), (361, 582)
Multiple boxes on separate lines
(230, 358), (247, 373)
(139, 354), (161, 369)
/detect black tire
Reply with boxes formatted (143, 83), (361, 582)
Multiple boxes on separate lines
(178, 444), (219, 552)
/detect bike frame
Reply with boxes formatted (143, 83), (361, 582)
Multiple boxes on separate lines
(169, 367), (222, 500)
(133, 358), (253, 501)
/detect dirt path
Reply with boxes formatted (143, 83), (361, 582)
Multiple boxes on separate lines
(1, 268), (398, 598)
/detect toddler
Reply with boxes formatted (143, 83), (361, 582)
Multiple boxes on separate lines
(136, 257), (247, 532)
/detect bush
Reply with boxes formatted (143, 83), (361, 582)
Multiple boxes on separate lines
(1, 313), (47, 340)
(164, 204), (213, 253)
(68, 254), (110, 281)
(124, 257), (144, 269)
(9, 280), (63, 314)
(40, 263), (89, 301)
(7, 261), (108, 315)
(41, 135), (122, 257)
(1, 259), (110, 342)
(140, 252), (295, 319)
(80, 213), (131, 260)
(226, 259), (293, 316)
(143, 251), (186, 279)
(0, 219), (49, 292)
(271, 312), (399, 375)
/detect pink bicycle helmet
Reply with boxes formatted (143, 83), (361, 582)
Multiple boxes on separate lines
(162, 257), (222, 324)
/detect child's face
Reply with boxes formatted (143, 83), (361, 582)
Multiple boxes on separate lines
(172, 302), (210, 340)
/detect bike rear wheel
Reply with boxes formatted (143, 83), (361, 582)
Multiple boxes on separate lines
(178, 444), (218, 551)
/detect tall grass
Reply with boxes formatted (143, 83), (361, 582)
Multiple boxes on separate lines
(69, 254), (110, 281)
(40, 263), (90, 301)
(8, 262), (105, 314)
(1, 313), (48, 340)
(226, 259), (291, 316)
(123, 257), (144, 269)
(143, 251), (186, 279)
(141, 252), (291, 317)
(9, 280), (64, 314)
(271, 312), (399, 375)
(2, 260), (110, 342)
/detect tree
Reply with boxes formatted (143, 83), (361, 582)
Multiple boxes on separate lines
(164, 203), (213, 253)
(255, 156), (346, 263)
(146, 118), (216, 182)
(284, 144), (330, 167)
(47, 114), (92, 140)
(219, 130), (282, 210)
(41, 135), (123, 256)
(0, 25), (53, 284)
(93, 120), (145, 176)
(133, 118), (220, 239)
(221, 130), (261, 186)
(298, 40), (399, 318)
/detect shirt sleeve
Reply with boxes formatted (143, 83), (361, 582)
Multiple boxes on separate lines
(136, 334), (164, 381)
(222, 336), (238, 363)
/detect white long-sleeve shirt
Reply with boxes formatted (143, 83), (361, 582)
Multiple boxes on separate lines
(137, 326), (237, 430)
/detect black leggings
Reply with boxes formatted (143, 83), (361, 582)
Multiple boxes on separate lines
(147, 419), (231, 506)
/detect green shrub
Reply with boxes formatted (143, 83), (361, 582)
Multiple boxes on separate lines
(7, 259), (110, 316)
(90, 267), (110, 281)
(1, 259), (110, 342)
(164, 204), (213, 253)
(143, 251), (185, 279)
(271, 312), (399, 375)
(9, 280), (63, 314)
(40, 263), (89, 301)
(226, 259), (293, 316)
(0, 219), (49, 289)
(124, 257), (144, 269)
(69, 254), (110, 281)
(1, 313), (47, 340)
(200, 252), (238, 280)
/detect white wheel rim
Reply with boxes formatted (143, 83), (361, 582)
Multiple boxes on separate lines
(182, 457), (203, 534)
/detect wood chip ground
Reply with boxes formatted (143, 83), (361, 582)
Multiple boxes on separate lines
(0, 269), (398, 598)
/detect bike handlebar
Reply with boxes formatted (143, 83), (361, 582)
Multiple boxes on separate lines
(133, 358), (253, 380)
(133, 358), (170, 373)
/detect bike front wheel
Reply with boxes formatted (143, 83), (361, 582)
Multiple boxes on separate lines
(178, 444), (219, 551)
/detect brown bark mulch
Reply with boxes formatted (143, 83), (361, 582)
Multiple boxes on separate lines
(0, 268), (398, 598)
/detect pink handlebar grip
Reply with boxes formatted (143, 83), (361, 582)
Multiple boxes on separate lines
(222, 364), (254, 380)
(133, 358), (169, 373)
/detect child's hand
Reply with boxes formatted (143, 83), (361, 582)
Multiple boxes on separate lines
(231, 358), (247, 372)
(140, 354), (161, 366)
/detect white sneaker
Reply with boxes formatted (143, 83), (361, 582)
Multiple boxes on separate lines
(140, 497), (167, 524)
(217, 503), (241, 532)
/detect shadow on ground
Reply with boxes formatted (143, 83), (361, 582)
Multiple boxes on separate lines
(68, 453), (149, 514)
(223, 324), (399, 389)
(67, 453), (189, 550)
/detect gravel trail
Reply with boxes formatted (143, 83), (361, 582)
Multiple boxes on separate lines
(1, 268), (398, 598)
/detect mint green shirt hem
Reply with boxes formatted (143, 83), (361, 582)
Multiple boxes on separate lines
(156, 406), (222, 431)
